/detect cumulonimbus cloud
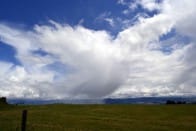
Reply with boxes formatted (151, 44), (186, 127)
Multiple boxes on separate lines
(0, 0), (196, 99)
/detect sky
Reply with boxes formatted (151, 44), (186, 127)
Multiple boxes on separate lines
(0, 0), (196, 99)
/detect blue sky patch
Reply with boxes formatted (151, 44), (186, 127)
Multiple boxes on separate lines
(32, 49), (49, 57)
(0, 41), (21, 65)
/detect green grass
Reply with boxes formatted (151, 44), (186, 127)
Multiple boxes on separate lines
(0, 104), (196, 131)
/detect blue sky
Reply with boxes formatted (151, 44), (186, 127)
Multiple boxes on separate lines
(0, 0), (196, 99)
(0, 0), (158, 33)
(0, 0), (122, 29)
(0, 0), (159, 64)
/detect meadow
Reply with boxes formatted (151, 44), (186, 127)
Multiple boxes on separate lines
(0, 104), (196, 131)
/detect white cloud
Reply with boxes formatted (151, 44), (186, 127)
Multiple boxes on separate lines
(0, 0), (196, 99)
(117, 0), (127, 5)
(139, 0), (161, 11)
(104, 18), (115, 27)
(119, 0), (160, 13)
(95, 12), (116, 27)
(162, 0), (196, 39)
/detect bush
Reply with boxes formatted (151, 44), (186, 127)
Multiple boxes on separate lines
(166, 100), (176, 104)
(166, 100), (186, 104)
(0, 97), (7, 104)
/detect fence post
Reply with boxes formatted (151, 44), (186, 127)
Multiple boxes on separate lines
(21, 110), (28, 131)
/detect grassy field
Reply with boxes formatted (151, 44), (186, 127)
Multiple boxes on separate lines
(0, 104), (196, 131)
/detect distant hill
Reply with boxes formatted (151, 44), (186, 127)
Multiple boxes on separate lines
(104, 97), (196, 104)
(8, 98), (104, 105)
(6, 96), (196, 105)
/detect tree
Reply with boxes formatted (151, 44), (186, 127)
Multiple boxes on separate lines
(0, 97), (7, 104)
(166, 100), (176, 104)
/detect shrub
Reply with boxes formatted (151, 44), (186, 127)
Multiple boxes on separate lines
(0, 97), (7, 104)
